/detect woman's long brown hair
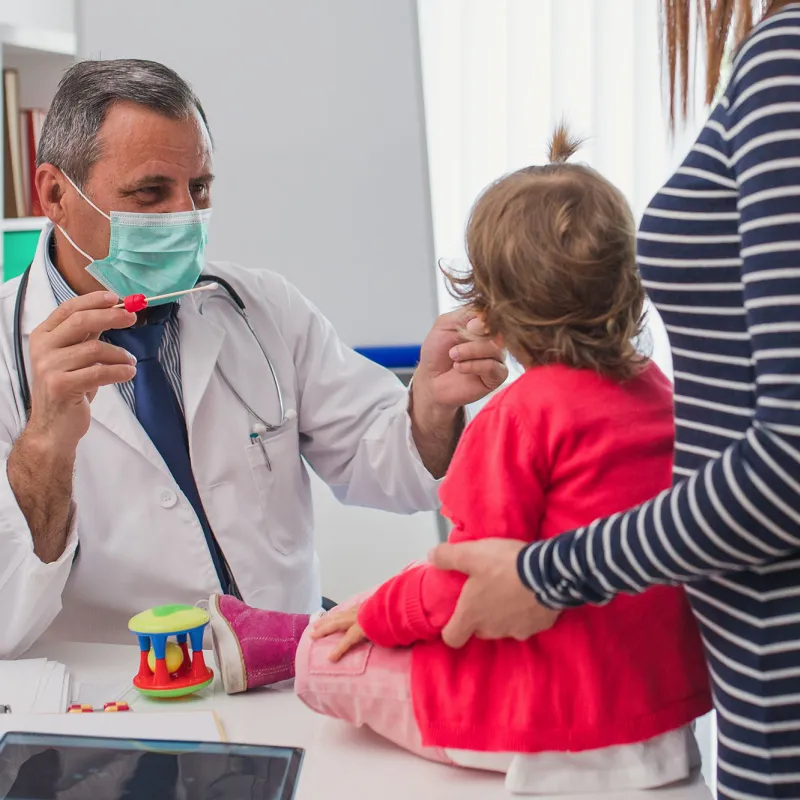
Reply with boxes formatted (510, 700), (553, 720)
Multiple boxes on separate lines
(663, 0), (795, 123)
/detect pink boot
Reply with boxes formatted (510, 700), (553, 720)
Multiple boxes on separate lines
(207, 594), (310, 695)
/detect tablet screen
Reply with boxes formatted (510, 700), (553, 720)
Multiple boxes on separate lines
(0, 732), (303, 799)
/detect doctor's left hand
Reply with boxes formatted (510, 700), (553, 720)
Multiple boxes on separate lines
(310, 605), (369, 662)
(416, 308), (508, 410)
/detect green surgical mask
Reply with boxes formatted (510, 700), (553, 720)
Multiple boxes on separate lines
(58, 174), (211, 305)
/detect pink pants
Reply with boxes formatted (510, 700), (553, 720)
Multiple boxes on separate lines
(293, 603), (699, 793)
(294, 598), (454, 765)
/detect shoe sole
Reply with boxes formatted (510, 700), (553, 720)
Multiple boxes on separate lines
(208, 594), (248, 695)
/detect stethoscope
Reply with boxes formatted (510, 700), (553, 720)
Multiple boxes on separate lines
(12, 266), (288, 437)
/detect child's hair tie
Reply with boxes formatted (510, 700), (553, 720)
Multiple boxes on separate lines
(548, 122), (585, 164)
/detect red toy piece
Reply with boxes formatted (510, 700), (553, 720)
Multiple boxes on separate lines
(103, 701), (130, 712)
(67, 704), (94, 713)
(123, 294), (148, 313)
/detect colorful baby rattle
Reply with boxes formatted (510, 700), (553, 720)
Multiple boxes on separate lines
(128, 604), (214, 698)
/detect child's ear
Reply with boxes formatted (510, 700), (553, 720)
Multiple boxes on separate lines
(477, 313), (503, 347)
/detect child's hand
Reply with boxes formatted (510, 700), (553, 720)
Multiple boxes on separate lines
(310, 605), (369, 662)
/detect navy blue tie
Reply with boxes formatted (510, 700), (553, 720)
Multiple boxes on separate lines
(105, 306), (237, 596)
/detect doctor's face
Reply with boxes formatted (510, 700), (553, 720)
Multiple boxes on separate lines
(47, 100), (214, 293)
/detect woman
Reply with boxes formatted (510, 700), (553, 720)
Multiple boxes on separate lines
(432, 2), (800, 798)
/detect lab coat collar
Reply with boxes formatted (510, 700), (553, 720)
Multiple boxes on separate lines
(177, 291), (226, 434)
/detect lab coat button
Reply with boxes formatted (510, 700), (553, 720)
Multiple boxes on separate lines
(160, 489), (178, 508)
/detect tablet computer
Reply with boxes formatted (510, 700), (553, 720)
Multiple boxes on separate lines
(0, 732), (303, 799)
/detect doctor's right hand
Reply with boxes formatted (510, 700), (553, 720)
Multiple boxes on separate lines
(26, 291), (137, 453)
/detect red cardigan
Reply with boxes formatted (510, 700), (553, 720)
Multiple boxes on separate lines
(358, 363), (712, 754)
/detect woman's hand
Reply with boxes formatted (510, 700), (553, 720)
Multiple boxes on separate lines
(429, 539), (561, 648)
(310, 605), (369, 662)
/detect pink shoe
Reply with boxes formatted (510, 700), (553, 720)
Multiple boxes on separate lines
(208, 594), (310, 695)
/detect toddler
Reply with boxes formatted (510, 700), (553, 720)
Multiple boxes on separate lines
(207, 126), (712, 794)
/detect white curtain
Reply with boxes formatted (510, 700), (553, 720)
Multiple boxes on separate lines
(416, 0), (716, 791)
(417, 0), (707, 381)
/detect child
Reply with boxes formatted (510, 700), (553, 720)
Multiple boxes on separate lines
(208, 126), (712, 793)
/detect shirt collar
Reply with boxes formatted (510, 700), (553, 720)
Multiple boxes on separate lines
(43, 227), (77, 306)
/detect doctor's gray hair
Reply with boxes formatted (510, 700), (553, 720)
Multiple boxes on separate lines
(37, 58), (212, 189)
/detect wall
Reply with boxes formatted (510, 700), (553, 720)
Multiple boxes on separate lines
(0, 0), (75, 34)
(77, 0), (437, 348)
(4, 50), (75, 110)
(76, 0), (441, 599)
(417, 0), (710, 381)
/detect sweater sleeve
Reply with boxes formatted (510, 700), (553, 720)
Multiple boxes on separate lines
(519, 27), (800, 608)
(359, 402), (546, 646)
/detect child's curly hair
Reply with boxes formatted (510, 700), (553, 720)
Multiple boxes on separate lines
(445, 123), (646, 381)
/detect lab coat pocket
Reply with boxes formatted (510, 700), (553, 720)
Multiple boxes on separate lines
(244, 419), (311, 557)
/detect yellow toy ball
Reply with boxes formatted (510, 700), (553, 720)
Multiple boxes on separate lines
(147, 641), (184, 674)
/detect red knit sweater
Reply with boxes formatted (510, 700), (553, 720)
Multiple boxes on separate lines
(358, 363), (712, 754)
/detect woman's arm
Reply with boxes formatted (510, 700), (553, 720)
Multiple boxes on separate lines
(358, 403), (545, 647)
(520, 27), (800, 609)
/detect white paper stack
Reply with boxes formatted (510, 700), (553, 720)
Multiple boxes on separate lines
(0, 710), (225, 742)
(0, 661), (224, 742)
(0, 658), (71, 714)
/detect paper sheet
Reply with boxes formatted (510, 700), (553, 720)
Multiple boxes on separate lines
(32, 661), (69, 714)
(0, 710), (225, 742)
(0, 659), (53, 714)
(70, 679), (132, 709)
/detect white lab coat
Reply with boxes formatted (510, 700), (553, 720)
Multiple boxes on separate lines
(0, 227), (440, 658)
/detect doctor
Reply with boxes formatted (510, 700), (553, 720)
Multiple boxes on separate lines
(0, 59), (506, 659)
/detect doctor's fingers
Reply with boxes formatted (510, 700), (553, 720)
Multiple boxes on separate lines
(41, 339), (138, 374)
(449, 338), (505, 365)
(36, 306), (136, 350)
(436, 306), (477, 332)
(41, 362), (137, 400)
(453, 357), (509, 389)
(37, 291), (120, 332)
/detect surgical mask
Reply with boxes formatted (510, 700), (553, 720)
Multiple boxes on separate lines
(57, 175), (211, 305)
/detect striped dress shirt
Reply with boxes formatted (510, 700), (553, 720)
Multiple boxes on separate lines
(519, 7), (800, 799)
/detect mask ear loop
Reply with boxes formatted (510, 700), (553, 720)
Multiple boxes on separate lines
(56, 173), (112, 265)
(56, 225), (95, 265)
(62, 173), (112, 221)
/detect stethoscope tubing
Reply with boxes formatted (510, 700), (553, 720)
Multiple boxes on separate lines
(12, 268), (286, 431)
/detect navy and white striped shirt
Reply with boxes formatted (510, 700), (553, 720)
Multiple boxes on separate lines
(44, 228), (185, 412)
(520, 7), (800, 799)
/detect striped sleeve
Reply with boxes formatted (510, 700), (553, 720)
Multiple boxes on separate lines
(519, 27), (800, 607)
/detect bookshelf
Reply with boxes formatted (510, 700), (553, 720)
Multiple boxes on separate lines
(0, 22), (76, 281)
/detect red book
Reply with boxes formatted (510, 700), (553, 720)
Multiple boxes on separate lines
(25, 109), (44, 217)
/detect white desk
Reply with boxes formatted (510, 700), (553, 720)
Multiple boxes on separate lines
(27, 642), (713, 800)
